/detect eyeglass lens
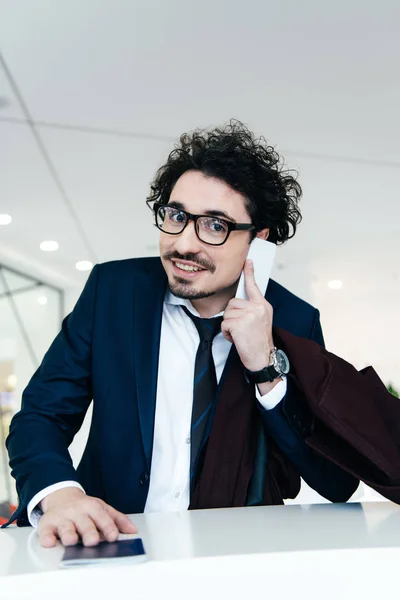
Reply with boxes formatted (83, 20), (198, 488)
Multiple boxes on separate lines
(156, 205), (229, 244)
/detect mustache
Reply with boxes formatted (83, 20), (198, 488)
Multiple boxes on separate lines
(163, 251), (216, 273)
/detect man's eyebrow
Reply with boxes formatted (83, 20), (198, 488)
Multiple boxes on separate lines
(204, 209), (236, 222)
(167, 201), (186, 211)
(168, 201), (236, 222)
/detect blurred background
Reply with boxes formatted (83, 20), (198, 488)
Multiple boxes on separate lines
(0, 0), (399, 512)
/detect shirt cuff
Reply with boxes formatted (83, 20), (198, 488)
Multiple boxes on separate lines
(27, 481), (85, 528)
(255, 375), (287, 411)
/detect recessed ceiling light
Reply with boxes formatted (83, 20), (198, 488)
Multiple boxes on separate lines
(76, 260), (93, 272)
(40, 240), (59, 252)
(7, 374), (17, 388)
(328, 280), (343, 290)
(37, 295), (48, 305)
(0, 214), (12, 225)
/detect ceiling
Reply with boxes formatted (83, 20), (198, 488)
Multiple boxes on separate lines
(0, 0), (399, 379)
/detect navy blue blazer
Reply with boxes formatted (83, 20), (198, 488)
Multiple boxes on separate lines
(6, 257), (358, 524)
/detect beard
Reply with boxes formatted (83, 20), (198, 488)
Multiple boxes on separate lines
(163, 251), (218, 300)
(168, 277), (216, 300)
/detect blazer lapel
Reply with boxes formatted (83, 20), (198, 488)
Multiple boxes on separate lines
(133, 259), (167, 469)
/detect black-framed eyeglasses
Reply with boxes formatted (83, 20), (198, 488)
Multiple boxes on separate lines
(147, 201), (255, 246)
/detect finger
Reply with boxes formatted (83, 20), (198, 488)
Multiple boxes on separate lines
(87, 507), (120, 542)
(38, 522), (59, 548)
(104, 505), (138, 534)
(223, 308), (246, 321)
(73, 514), (101, 546)
(244, 260), (264, 302)
(221, 329), (233, 343)
(221, 320), (235, 344)
(56, 519), (80, 547)
(226, 298), (250, 310)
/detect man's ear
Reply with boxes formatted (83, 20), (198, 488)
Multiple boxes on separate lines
(256, 228), (270, 240)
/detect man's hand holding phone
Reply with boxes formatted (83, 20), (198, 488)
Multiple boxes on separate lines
(222, 259), (281, 395)
(222, 259), (274, 369)
(38, 487), (137, 548)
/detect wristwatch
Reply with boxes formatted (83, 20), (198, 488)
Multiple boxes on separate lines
(244, 348), (290, 384)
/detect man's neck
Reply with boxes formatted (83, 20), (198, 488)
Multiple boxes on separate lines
(190, 283), (237, 318)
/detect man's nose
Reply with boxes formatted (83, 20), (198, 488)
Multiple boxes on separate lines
(173, 220), (203, 255)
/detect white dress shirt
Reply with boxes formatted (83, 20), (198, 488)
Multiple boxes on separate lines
(28, 291), (286, 525)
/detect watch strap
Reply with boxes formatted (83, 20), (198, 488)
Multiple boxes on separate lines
(244, 364), (280, 384)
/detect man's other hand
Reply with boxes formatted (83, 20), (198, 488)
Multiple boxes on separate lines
(38, 487), (137, 548)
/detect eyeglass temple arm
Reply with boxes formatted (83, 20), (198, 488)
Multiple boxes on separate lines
(234, 224), (256, 231)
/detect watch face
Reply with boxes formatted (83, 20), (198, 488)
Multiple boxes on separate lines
(276, 350), (290, 374)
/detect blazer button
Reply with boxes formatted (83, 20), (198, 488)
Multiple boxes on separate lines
(139, 472), (149, 485)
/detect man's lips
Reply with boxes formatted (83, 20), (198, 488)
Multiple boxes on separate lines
(171, 259), (208, 277)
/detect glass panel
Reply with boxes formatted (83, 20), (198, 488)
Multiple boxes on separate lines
(11, 285), (61, 372)
(0, 265), (63, 508)
(2, 268), (39, 295)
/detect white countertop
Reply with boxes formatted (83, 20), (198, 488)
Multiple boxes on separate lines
(1, 502), (400, 599)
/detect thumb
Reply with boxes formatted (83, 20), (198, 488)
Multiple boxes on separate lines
(114, 513), (138, 534)
(104, 504), (138, 534)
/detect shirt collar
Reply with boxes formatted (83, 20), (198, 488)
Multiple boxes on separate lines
(165, 288), (224, 318)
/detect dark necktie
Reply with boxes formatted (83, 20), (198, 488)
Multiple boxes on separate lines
(181, 306), (223, 484)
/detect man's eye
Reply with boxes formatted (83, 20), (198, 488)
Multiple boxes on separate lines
(169, 210), (186, 223)
(212, 221), (224, 232)
(208, 219), (227, 232)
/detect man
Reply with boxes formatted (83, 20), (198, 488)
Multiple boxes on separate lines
(4, 120), (359, 548)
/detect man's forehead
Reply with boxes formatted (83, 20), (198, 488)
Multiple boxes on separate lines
(170, 173), (249, 220)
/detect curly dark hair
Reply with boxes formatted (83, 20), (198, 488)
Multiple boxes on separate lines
(147, 120), (302, 245)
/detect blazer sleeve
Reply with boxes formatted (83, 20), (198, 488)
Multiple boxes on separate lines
(261, 308), (359, 502)
(5, 264), (99, 520)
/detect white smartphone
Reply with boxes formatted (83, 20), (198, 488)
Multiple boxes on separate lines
(235, 238), (276, 300)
